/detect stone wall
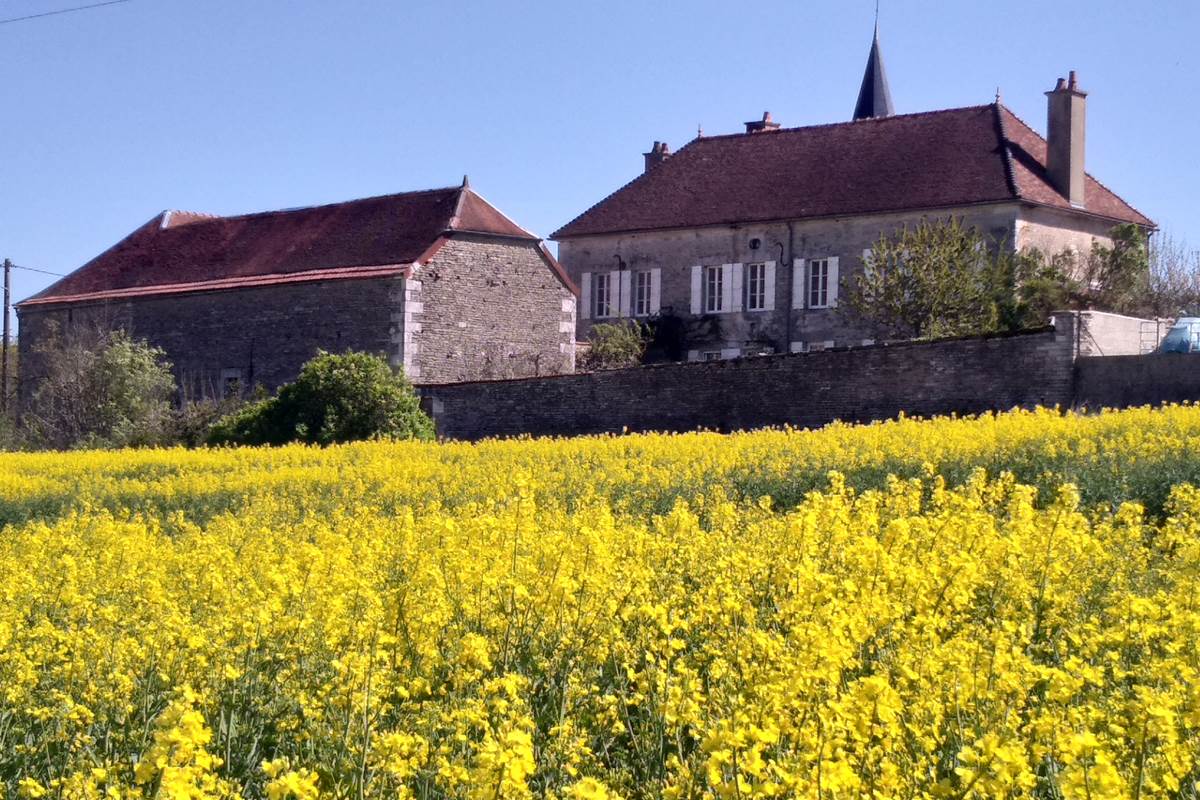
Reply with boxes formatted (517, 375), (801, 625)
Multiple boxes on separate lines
(1076, 310), (1170, 357)
(422, 316), (1077, 440)
(17, 275), (402, 404)
(409, 235), (576, 383)
(1075, 353), (1200, 408)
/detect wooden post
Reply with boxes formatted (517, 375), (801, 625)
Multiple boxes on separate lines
(1, 258), (10, 416)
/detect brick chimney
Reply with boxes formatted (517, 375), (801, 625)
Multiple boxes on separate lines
(1045, 70), (1087, 207)
(744, 111), (781, 134)
(643, 141), (671, 173)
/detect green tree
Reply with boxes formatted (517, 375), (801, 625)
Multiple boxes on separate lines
(24, 327), (175, 449)
(1083, 222), (1151, 314)
(846, 218), (1002, 340)
(208, 350), (434, 446)
(581, 320), (650, 370)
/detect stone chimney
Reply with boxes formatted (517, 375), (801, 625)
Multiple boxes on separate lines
(744, 111), (781, 134)
(643, 141), (671, 173)
(1045, 70), (1087, 207)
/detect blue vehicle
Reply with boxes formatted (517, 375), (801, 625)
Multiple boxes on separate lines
(1157, 318), (1200, 353)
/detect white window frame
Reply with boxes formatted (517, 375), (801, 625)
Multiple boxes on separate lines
(593, 272), (613, 319)
(704, 265), (724, 313)
(808, 258), (831, 309)
(634, 270), (654, 317)
(745, 262), (767, 311)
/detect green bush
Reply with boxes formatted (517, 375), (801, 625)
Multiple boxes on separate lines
(24, 328), (175, 450)
(581, 320), (650, 370)
(208, 351), (434, 446)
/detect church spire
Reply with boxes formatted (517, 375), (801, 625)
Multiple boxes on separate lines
(853, 12), (894, 120)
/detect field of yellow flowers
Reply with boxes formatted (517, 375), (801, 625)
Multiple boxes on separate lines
(3, 405), (1200, 799)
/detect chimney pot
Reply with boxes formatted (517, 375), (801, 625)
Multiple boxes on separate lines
(642, 140), (671, 173)
(744, 111), (781, 134)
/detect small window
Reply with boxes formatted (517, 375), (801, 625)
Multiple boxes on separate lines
(634, 270), (653, 317)
(745, 262), (767, 311)
(702, 350), (722, 362)
(704, 265), (724, 313)
(593, 273), (613, 318)
(809, 259), (830, 308)
(220, 368), (243, 398)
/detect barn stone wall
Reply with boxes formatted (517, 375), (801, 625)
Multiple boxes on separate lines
(16, 275), (403, 404)
(408, 235), (576, 383)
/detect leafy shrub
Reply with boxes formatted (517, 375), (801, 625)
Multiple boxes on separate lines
(580, 320), (649, 370)
(23, 327), (175, 449)
(208, 350), (434, 446)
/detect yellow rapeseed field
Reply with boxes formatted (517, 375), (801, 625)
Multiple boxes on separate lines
(2, 405), (1200, 799)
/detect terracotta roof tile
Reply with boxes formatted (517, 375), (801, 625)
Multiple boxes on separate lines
(552, 104), (1152, 239)
(22, 185), (538, 306)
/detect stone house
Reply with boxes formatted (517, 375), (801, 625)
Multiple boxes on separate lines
(17, 180), (577, 402)
(552, 30), (1153, 360)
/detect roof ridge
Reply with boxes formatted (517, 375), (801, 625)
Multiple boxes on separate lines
(686, 103), (997, 144)
(998, 104), (1155, 226)
(173, 185), (465, 228)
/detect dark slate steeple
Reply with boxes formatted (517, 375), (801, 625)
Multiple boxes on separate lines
(853, 19), (894, 120)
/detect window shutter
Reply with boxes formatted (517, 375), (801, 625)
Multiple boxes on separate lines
(617, 270), (632, 317)
(763, 260), (776, 311)
(828, 257), (840, 307)
(729, 263), (744, 313)
(690, 266), (702, 314)
(722, 263), (737, 313)
(792, 259), (805, 309)
(580, 272), (592, 320)
(650, 268), (662, 314)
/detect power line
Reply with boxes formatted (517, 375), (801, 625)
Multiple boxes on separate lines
(0, 0), (131, 26)
(12, 263), (65, 277)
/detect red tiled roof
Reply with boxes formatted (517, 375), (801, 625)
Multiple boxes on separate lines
(21, 184), (540, 306)
(552, 104), (1152, 239)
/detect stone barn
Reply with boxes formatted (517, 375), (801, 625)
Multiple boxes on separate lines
(17, 180), (577, 402)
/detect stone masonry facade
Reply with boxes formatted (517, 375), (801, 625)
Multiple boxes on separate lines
(18, 235), (575, 405)
(557, 203), (1116, 359)
(405, 235), (575, 383)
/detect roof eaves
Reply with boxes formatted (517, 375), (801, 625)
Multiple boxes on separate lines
(17, 263), (414, 309)
(553, 197), (1025, 240)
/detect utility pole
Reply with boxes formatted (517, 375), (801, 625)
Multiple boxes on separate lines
(2, 258), (10, 416)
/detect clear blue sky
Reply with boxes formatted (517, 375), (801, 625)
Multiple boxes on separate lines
(3, 0), (1197, 336)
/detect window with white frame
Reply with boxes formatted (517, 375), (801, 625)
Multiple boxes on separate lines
(634, 270), (653, 317)
(593, 272), (613, 318)
(702, 351), (722, 362)
(704, 265), (724, 313)
(808, 258), (831, 308)
(745, 262), (767, 311)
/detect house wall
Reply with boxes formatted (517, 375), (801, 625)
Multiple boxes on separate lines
(408, 235), (576, 383)
(557, 203), (1023, 356)
(16, 275), (403, 404)
(421, 314), (1078, 441)
(1015, 205), (1118, 257)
